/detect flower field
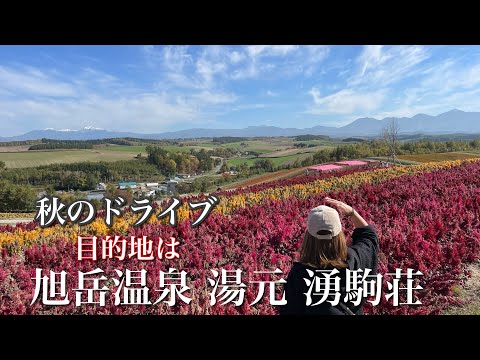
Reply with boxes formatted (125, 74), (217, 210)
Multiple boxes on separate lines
(1, 158), (480, 314)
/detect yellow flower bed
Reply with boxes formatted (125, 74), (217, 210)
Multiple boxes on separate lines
(213, 158), (480, 216)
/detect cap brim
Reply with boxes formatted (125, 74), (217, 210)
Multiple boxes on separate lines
(315, 234), (333, 240)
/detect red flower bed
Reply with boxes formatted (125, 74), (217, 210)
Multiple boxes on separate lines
(1, 161), (480, 314)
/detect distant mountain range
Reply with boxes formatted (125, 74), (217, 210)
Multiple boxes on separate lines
(1, 109), (480, 141)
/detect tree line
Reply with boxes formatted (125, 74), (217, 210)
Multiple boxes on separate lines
(0, 180), (37, 212)
(295, 134), (331, 141)
(299, 138), (480, 166)
(29, 141), (94, 150)
(26, 137), (169, 150)
(146, 146), (216, 177)
(0, 137), (187, 151)
(0, 139), (41, 147)
(0, 160), (163, 191)
(212, 136), (248, 144)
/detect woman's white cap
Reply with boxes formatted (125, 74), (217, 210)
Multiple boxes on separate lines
(307, 205), (342, 240)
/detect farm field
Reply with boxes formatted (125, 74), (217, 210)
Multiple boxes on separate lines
(218, 141), (281, 154)
(226, 154), (302, 168)
(0, 137), (348, 169)
(226, 149), (330, 169)
(222, 167), (307, 190)
(213, 138), (341, 155)
(367, 157), (421, 165)
(94, 145), (148, 152)
(171, 139), (295, 154)
(0, 145), (31, 152)
(1, 157), (480, 314)
(0, 149), (146, 168)
(398, 152), (480, 163)
(458, 150), (480, 155)
(260, 145), (334, 158)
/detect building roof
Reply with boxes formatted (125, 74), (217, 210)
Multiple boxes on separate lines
(118, 182), (137, 186)
(307, 164), (344, 171)
(334, 160), (368, 166)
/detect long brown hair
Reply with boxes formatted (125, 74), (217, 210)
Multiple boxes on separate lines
(299, 230), (347, 268)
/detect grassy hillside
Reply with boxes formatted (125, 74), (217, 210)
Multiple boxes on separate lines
(0, 149), (146, 168)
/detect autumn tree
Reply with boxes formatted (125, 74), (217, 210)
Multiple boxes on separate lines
(382, 118), (401, 165)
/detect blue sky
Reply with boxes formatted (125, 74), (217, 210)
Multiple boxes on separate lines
(1, 45), (480, 136)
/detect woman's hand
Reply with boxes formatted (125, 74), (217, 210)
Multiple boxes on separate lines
(325, 197), (354, 216)
(325, 197), (368, 228)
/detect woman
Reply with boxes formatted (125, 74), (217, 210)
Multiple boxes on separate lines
(280, 197), (378, 315)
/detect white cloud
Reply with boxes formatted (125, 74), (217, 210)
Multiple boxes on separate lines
(195, 58), (227, 88)
(302, 45), (431, 120)
(160, 45), (192, 73)
(11, 45), (480, 137)
(230, 103), (266, 112)
(370, 53), (480, 120)
(193, 90), (237, 105)
(142, 45), (199, 89)
(370, 80), (480, 121)
(307, 87), (387, 115)
(230, 62), (259, 80)
(237, 45), (330, 79)
(421, 59), (480, 94)
(229, 51), (245, 64)
(142, 45), (329, 86)
(161, 72), (203, 90)
(350, 45), (429, 87)
(144, 45), (233, 90)
(0, 93), (202, 135)
(0, 59), (232, 135)
(246, 45), (299, 58)
(309, 87), (322, 103)
(303, 46), (331, 76)
(358, 45), (388, 76)
(0, 65), (76, 97)
(71, 67), (121, 93)
(81, 67), (118, 84)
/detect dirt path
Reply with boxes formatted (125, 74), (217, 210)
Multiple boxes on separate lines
(0, 218), (34, 226)
(444, 262), (480, 315)
(221, 167), (307, 191)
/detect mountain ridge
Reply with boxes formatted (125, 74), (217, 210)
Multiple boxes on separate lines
(2, 109), (480, 141)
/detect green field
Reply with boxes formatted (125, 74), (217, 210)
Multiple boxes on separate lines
(227, 154), (309, 168)
(95, 145), (147, 152)
(191, 142), (216, 148)
(218, 138), (324, 154)
(0, 149), (146, 169)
